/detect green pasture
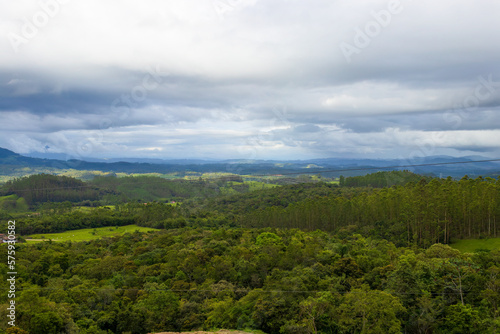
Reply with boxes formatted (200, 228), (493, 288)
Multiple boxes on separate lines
(246, 180), (279, 191)
(25, 224), (159, 242)
(450, 238), (500, 253)
(73, 205), (116, 212)
(0, 194), (29, 212)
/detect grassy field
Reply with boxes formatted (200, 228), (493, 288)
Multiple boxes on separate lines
(246, 180), (279, 192)
(0, 194), (29, 212)
(73, 205), (117, 212)
(26, 224), (159, 242)
(450, 238), (500, 253)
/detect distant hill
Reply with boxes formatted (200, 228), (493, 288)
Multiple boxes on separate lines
(0, 147), (498, 178)
(0, 147), (18, 158)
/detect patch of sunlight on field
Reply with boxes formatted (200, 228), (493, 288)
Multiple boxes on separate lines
(450, 238), (500, 253)
(246, 181), (279, 191)
(25, 224), (159, 242)
(73, 205), (116, 212)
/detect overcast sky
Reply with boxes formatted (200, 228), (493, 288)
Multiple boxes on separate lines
(1, 0), (499, 161)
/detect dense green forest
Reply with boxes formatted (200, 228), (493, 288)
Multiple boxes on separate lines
(2, 228), (500, 333)
(339, 170), (434, 188)
(2, 172), (500, 245)
(2, 175), (100, 206)
(1, 171), (500, 333)
(242, 176), (500, 246)
(1, 173), (258, 207)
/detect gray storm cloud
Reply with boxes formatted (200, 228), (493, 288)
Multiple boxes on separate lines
(0, 0), (499, 160)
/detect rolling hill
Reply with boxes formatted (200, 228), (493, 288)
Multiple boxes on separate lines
(0, 147), (499, 178)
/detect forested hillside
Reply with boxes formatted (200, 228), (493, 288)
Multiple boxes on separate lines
(2, 173), (500, 247)
(1, 171), (500, 333)
(90, 175), (230, 203)
(0, 174), (249, 209)
(242, 176), (500, 246)
(339, 170), (433, 188)
(2, 174), (100, 206)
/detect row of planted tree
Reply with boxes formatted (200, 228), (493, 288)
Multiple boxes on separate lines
(4, 173), (500, 248)
(242, 176), (500, 247)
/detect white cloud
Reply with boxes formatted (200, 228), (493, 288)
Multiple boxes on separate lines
(0, 0), (499, 159)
